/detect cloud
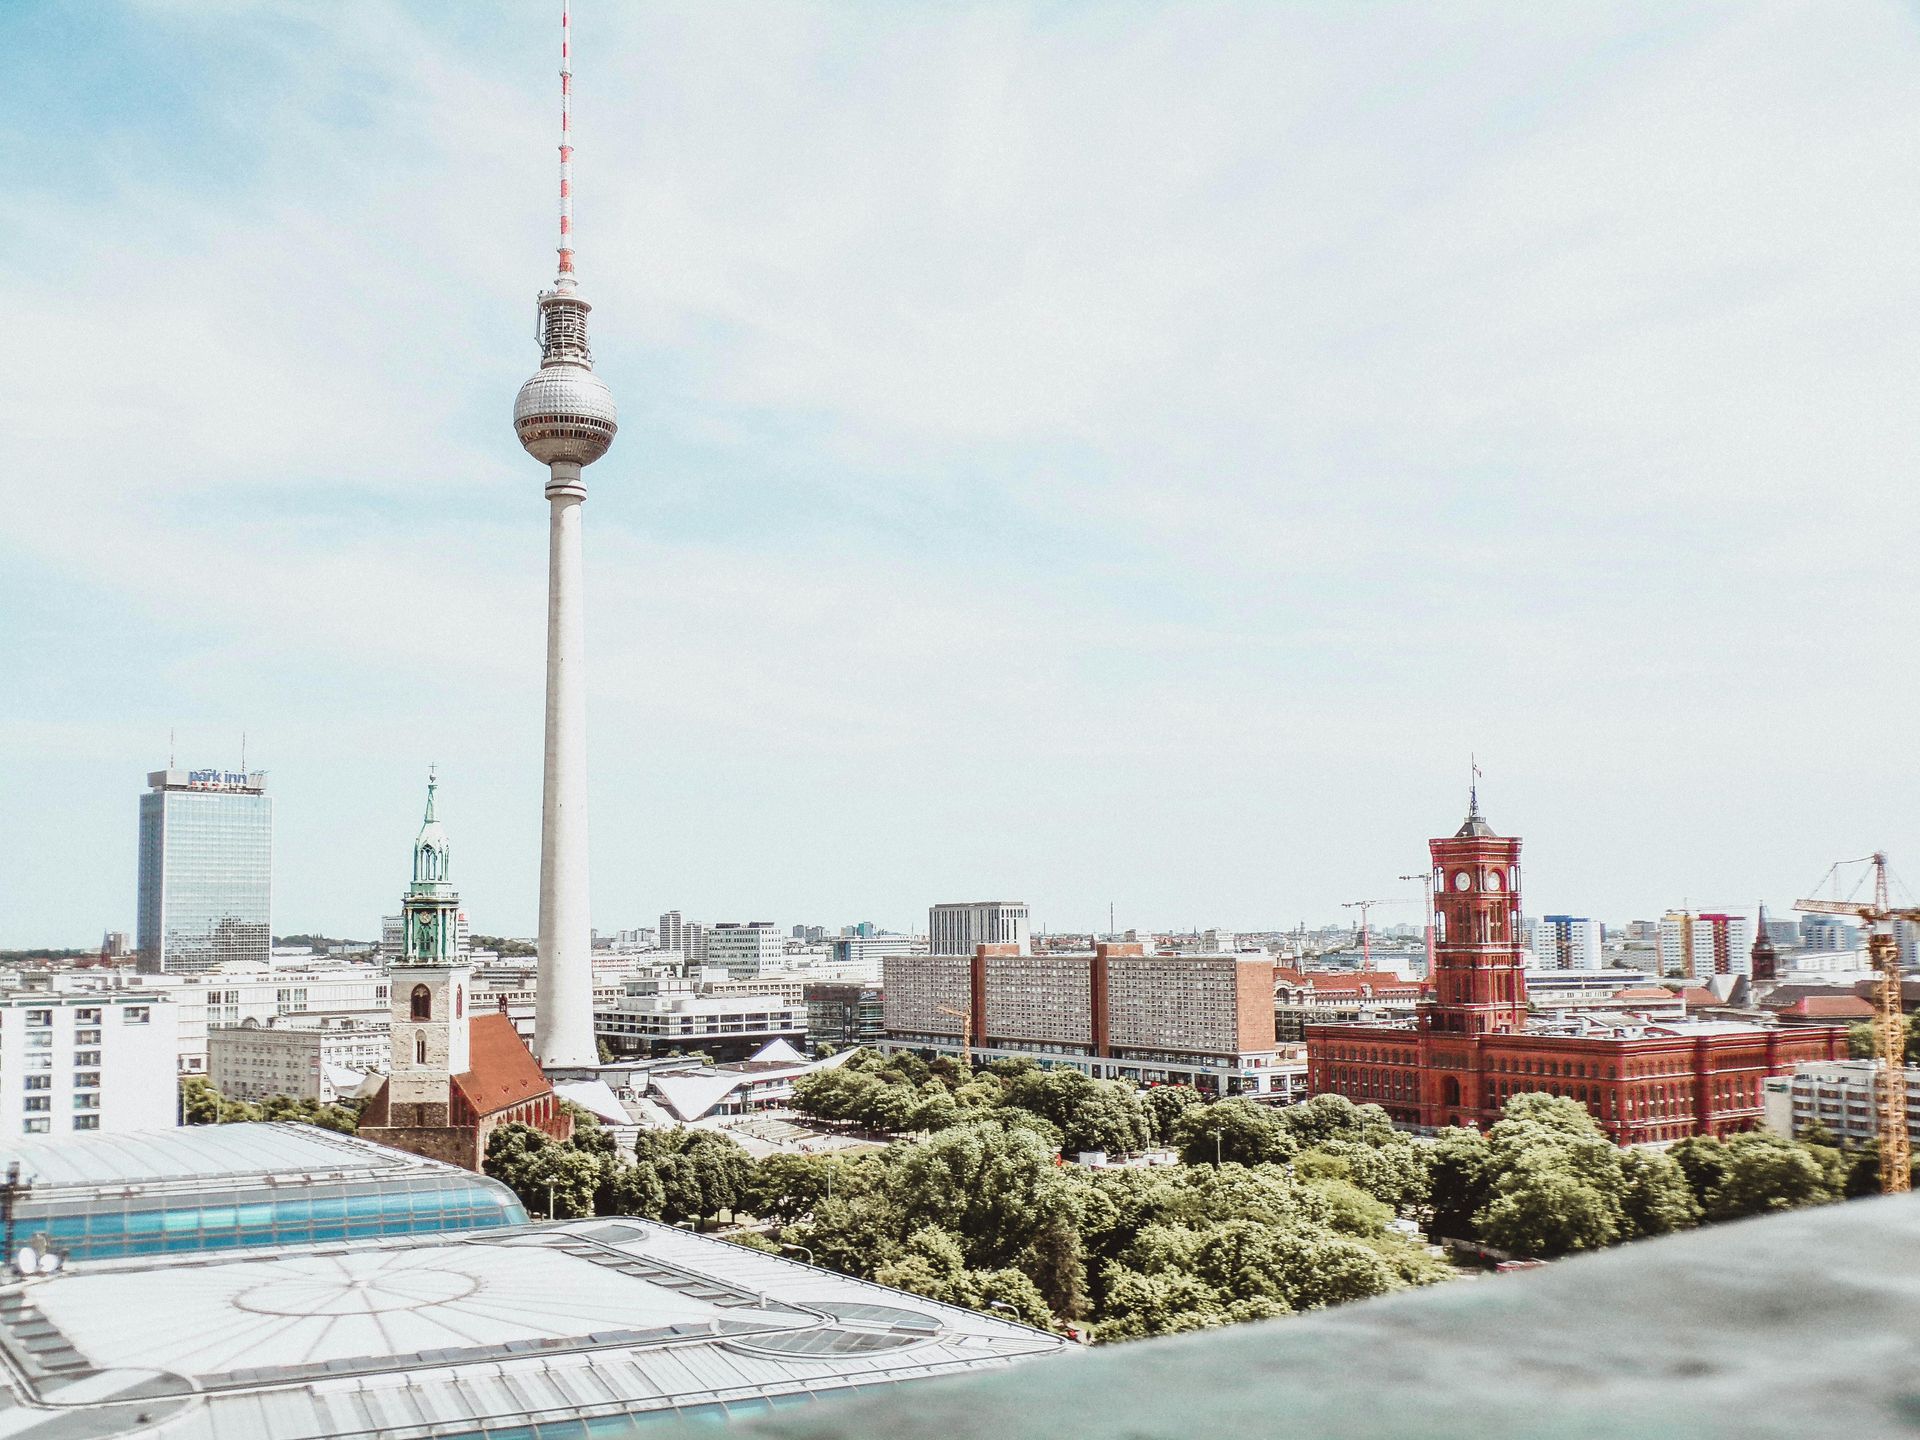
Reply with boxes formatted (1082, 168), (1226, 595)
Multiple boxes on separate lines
(1, 0), (1917, 943)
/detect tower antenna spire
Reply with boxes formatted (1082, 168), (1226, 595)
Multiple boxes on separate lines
(557, 0), (575, 282)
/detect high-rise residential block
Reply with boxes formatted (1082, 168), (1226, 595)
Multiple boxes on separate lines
(1659, 911), (1756, 979)
(136, 768), (272, 975)
(704, 922), (782, 979)
(928, 900), (1030, 957)
(658, 910), (685, 952)
(1534, 915), (1604, 970)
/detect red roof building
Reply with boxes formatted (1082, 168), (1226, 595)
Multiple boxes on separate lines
(1306, 800), (1846, 1143)
(362, 1007), (572, 1171)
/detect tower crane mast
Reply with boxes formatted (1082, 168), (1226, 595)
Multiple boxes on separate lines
(1342, 900), (1382, 969)
(1796, 851), (1914, 1195)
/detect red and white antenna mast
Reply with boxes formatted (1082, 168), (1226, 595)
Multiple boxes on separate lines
(557, 0), (576, 281)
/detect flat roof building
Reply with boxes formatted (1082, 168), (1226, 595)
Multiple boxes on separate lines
(597, 979), (808, 1062)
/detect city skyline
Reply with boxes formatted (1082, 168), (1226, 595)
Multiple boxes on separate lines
(4, 2), (1919, 946)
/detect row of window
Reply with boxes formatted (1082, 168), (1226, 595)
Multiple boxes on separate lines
(18, 1007), (146, 1026)
(21, 1116), (98, 1134)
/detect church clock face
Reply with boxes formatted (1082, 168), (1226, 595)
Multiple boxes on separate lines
(1453, 871), (1472, 891)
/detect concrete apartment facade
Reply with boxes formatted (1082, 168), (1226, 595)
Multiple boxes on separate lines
(884, 943), (1293, 1098)
(1762, 1059), (1920, 1147)
(0, 993), (179, 1137)
(207, 1017), (389, 1103)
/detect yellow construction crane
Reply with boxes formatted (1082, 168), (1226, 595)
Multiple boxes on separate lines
(935, 1002), (973, 1070)
(1795, 852), (1915, 1194)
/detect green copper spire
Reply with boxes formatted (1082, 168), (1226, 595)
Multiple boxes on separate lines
(404, 767), (460, 964)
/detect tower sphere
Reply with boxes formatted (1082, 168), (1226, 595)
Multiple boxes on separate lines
(515, 360), (618, 468)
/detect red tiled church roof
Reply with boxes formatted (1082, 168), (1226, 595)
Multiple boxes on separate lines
(453, 1012), (554, 1118)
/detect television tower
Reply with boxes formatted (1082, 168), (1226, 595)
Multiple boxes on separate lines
(514, 0), (616, 1068)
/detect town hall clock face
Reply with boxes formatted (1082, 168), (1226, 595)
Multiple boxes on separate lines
(1485, 871), (1503, 891)
(1453, 871), (1472, 891)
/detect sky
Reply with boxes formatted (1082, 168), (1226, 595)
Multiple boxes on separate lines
(2, 1), (1917, 947)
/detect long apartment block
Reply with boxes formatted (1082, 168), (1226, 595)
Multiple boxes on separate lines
(883, 943), (1299, 1101)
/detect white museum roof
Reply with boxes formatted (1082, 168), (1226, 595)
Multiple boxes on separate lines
(0, 1216), (1068, 1437)
(0, 1122), (457, 1196)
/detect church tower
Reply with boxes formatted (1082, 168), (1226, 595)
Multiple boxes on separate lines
(1423, 788), (1528, 1037)
(1751, 903), (1780, 982)
(386, 771), (473, 1120)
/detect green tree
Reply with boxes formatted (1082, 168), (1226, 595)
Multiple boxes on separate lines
(1671, 1132), (1839, 1222)
(180, 1076), (223, 1125)
(1424, 1125), (1491, 1240)
(742, 1152), (846, 1224)
(1619, 1148), (1700, 1238)
(1275, 1094), (1396, 1147)
(1471, 1096), (1629, 1258)
(1172, 1099), (1293, 1167)
(602, 1158), (667, 1219)
(892, 1119), (1068, 1263)
(1141, 1085), (1203, 1145)
(872, 1226), (1054, 1329)
(1001, 1070), (1151, 1157)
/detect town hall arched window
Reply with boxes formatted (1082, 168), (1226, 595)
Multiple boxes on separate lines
(411, 983), (432, 1021)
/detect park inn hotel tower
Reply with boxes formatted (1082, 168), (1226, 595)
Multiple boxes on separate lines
(136, 767), (271, 974)
(1305, 793), (1847, 1143)
(514, 1), (617, 1068)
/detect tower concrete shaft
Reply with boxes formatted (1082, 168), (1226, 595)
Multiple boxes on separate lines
(535, 463), (595, 1065)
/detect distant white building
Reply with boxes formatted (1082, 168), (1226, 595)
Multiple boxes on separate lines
(703, 922), (783, 979)
(595, 978), (805, 1061)
(0, 992), (178, 1136)
(929, 900), (1030, 957)
(1659, 911), (1754, 980)
(208, 1017), (388, 1103)
(109, 965), (391, 1076)
(1800, 916), (1859, 953)
(1534, 915), (1604, 971)
(827, 933), (919, 980)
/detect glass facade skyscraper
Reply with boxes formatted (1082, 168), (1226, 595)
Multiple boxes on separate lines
(137, 768), (272, 974)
